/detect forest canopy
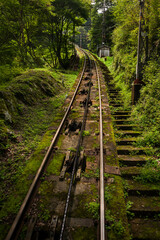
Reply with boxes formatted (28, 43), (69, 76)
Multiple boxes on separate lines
(0, 0), (90, 70)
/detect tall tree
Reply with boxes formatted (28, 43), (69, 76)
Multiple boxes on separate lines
(0, 0), (89, 69)
(43, 0), (89, 68)
(89, 0), (114, 52)
(112, 0), (160, 85)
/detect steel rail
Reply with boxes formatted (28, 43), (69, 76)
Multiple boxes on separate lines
(79, 50), (106, 240)
(5, 53), (87, 240)
(95, 60), (105, 240)
(59, 50), (92, 240)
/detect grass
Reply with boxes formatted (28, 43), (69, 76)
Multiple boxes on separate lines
(85, 202), (100, 219)
(134, 158), (160, 184)
(70, 227), (97, 240)
(82, 130), (90, 136)
(0, 66), (81, 239)
(47, 153), (65, 175)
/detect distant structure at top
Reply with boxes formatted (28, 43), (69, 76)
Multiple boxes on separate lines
(98, 0), (111, 58)
(97, 44), (110, 58)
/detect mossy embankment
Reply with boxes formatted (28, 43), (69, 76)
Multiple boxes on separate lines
(0, 68), (79, 151)
(101, 56), (160, 153)
(0, 66), (81, 239)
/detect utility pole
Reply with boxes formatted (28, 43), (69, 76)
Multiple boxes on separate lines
(132, 0), (145, 105)
(102, 0), (106, 44)
(136, 0), (144, 80)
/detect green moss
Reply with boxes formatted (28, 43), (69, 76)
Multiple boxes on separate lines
(70, 227), (97, 240)
(0, 120), (8, 152)
(0, 56), (84, 239)
(105, 176), (130, 240)
(72, 184), (98, 218)
(134, 159), (160, 183)
(90, 113), (98, 120)
(0, 129), (55, 220)
(47, 153), (65, 175)
(85, 202), (99, 219)
(82, 130), (90, 136)
(56, 134), (65, 148)
(71, 194), (92, 218)
(86, 155), (96, 163)
(105, 154), (117, 166)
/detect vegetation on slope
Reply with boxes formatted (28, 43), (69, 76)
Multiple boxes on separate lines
(104, 0), (160, 152)
(0, 0), (89, 69)
(0, 66), (80, 239)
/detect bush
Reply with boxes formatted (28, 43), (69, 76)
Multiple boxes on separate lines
(134, 159), (160, 183)
(131, 59), (160, 148)
(0, 65), (23, 85)
(85, 202), (99, 219)
(0, 120), (8, 153)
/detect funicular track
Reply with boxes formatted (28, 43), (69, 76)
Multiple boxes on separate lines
(5, 49), (106, 240)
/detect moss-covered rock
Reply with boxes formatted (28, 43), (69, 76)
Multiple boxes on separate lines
(0, 120), (8, 153)
(0, 70), (62, 123)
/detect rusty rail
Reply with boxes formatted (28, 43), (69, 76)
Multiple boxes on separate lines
(5, 52), (87, 240)
(95, 61), (105, 240)
(59, 49), (92, 240)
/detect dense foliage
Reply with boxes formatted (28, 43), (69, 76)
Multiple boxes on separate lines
(0, 0), (160, 149)
(89, 0), (114, 52)
(108, 0), (160, 150)
(0, 0), (89, 70)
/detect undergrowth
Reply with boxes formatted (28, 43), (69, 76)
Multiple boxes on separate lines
(134, 158), (160, 183)
(102, 56), (160, 154)
(0, 66), (80, 239)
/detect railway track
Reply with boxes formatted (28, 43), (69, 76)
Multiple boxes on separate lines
(7, 48), (158, 240)
(5, 49), (108, 240)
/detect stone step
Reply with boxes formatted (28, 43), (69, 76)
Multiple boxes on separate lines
(109, 94), (120, 97)
(121, 166), (142, 178)
(110, 97), (122, 101)
(113, 111), (131, 115)
(128, 195), (160, 216)
(109, 93), (120, 96)
(115, 130), (141, 137)
(129, 218), (160, 240)
(116, 138), (137, 145)
(117, 146), (149, 155)
(116, 124), (137, 130)
(125, 180), (160, 196)
(109, 101), (122, 104)
(107, 84), (115, 87)
(110, 104), (124, 107)
(108, 90), (119, 93)
(126, 179), (160, 190)
(118, 155), (147, 166)
(113, 119), (132, 124)
(113, 115), (130, 119)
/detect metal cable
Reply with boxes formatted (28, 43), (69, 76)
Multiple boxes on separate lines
(59, 52), (93, 240)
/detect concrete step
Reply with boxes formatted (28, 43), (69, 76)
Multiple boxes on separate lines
(110, 103), (124, 107)
(113, 115), (130, 119)
(109, 101), (122, 104)
(116, 138), (137, 145)
(116, 124), (137, 130)
(117, 145), (149, 155)
(121, 166), (142, 177)
(113, 119), (132, 124)
(129, 218), (160, 239)
(125, 180), (160, 196)
(115, 130), (141, 137)
(128, 195), (160, 215)
(108, 90), (119, 93)
(113, 111), (131, 115)
(118, 155), (147, 166)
